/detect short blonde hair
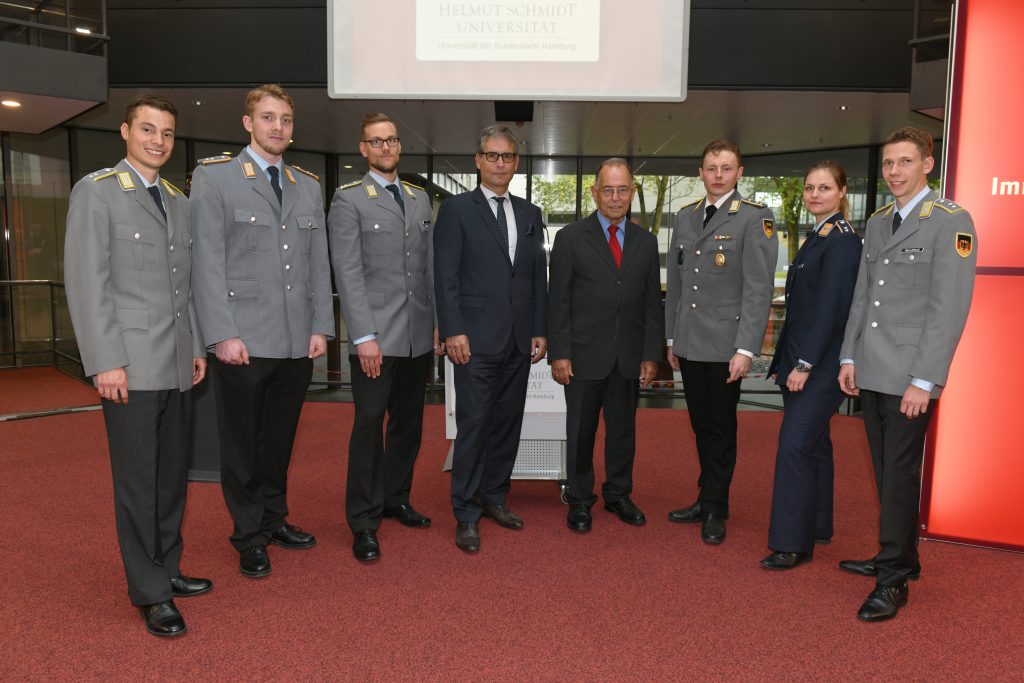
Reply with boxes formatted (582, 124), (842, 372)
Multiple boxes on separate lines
(244, 84), (294, 117)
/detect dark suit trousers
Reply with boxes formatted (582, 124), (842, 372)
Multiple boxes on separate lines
(450, 333), (530, 523)
(102, 389), (191, 606)
(346, 351), (431, 533)
(678, 358), (741, 516)
(212, 355), (313, 550)
(767, 384), (842, 552)
(564, 362), (638, 507)
(860, 389), (933, 586)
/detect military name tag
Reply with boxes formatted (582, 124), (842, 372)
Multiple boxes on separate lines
(715, 252), (726, 267)
(762, 218), (775, 238)
(956, 232), (973, 258)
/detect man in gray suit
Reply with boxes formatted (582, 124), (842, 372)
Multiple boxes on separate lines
(329, 112), (443, 562)
(665, 139), (778, 545)
(65, 94), (210, 638)
(838, 127), (977, 622)
(191, 84), (334, 579)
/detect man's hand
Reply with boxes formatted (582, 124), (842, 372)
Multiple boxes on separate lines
(215, 338), (249, 365)
(551, 358), (573, 385)
(192, 358), (207, 386)
(96, 368), (129, 404)
(639, 361), (658, 389)
(308, 334), (327, 360)
(900, 384), (931, 419)
(356, 338), (382, 378)
(838, 364), (859, 397)
(786, 367), (809, 392)
(433, 327), (446, 357)
(530, 337), (547, 364)
(666, 346), (679, 371)
(447, 335), (471, 364)
(726, 353), (752, 383)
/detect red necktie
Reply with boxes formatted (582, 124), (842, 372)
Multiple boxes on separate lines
(608, 224), (622, 268)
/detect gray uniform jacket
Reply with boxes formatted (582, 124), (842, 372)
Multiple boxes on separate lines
(190, 148), (334, 359)
(666, 192), (778, 362)
(839, 191), (977, 398)
(64, 161), (203, 391)
(329, 174), (435, 357)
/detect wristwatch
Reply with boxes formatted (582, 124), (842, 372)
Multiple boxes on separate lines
(795, 363), (811, 373)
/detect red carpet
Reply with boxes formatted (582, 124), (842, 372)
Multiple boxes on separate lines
(2, 403), (1021, 680)
(0, 367), (98, 416)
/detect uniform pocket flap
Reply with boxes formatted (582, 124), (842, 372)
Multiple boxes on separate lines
(233, 209), (273, 226)
(295, 215), (316, 230)
(115, 223), (156, 244)
(226, 279), (258, 299)
(116, 307), (149, 330)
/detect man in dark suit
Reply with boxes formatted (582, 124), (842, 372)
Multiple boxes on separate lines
(64, 94), (211, 637)
(838, 127), (977, 621)
(329, 113), (443, 562)
(433, 124), (548, 553)
(191, 84), (335, 579)
(548, 158), (663, 532)
(665, 139), (778, 544)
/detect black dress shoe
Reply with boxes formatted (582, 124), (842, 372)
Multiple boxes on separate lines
(170, 575), (213, 597)
(668, 501), (729, 523)
(839, 559), (921, 581)
(270, 522), (317, 549)
(857, 582), (909, 622)
(604, 497), (646, 525)
(760, 551), (812, 570)
(239, 545), (271, 578)
(455, 521), (480, 553)
(700, 513), (726, 544)
(140, 600), (187, 637)
(352, 530), (381, 562)
(383, 503), (432, 528)
(566, 504), (592, 533)
(481, 504), (524, 530)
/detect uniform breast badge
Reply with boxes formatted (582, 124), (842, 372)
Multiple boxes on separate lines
(715, 252), (727, 267)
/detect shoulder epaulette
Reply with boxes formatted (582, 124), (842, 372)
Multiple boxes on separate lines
(337, 180), (362, 191)
(933, 197), (965, 214)
(680, 198), (702, 210)
(741, 198), (766, 209)
(87, 168), (117, 182)
(161, 178), (184, 197)
(290, 165), (320, 181)
(834, 218), (854, 234)
(871, 202), (894, 217)
(198, 154), (232, 165)
(401, 180), (425, 193)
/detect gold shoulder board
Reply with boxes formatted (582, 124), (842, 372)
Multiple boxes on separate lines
(337, 180), (362, 192)
(741, 198), (766, 209)
(161, 178), (184, 197)
(871, 202), (894, 217)
(290, 165), (320, 181)
(89, 168), (117, 182)
(198, 155), (232, 165)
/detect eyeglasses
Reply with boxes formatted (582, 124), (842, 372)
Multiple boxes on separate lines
(481, 151), (517, 163)
(599, 186), (632, 198)
(362, 137), (400, 148)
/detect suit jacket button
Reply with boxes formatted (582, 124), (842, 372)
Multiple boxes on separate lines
(283, 244), (289, 250)
(873, 300), (880, 307)
(229, 291), (235, 297)
(691, 303), (697, 309)
(909, 254), (915, 261)
(692, 285), (698, 291)
(169, 244), (174, 251)
(695, 250), (701, 255)
(250, 216), (256, 223)
(176, 312), (181, 318)
(878, 279), (884, 286)
(282, 224), (287, 230)
(883, 258), (889, 264)
(871, 321), (878, 328)
(134, 232), (141, 240)
(285, 264), (291, 270)
(287, 285), (292, 290)
(374, 224), (380, 230)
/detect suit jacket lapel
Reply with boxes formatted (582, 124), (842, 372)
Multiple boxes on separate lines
(368, 173), (406, 222)
(240, 149), (281, 215)
(886, 190), (933, 250)
(619, 221), (641, 271)
(472, 187), (511, 262)
(117, 161), (166, 228)
(280, 166), (299, 220)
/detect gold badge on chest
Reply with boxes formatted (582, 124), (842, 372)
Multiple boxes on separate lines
(715, 252), (727, 267)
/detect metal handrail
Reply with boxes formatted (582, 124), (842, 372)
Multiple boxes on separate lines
(0, 279), (82, 368)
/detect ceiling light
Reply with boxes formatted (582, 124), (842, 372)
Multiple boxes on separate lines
(838, 105), (849, 111)
(2, 99), (21, 108)
(194, 100), (202, 106)
(75, 27), (92, 35)
(762, 143), (772, 148)
(343, 164), (353, 169)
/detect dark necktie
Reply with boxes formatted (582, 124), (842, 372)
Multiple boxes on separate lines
(146, 185), (166, 221)
(892, 210), (903, 235)
(385, 183), (405, 215)
(267, 165), (283, 205)
(704, 203), (718, 228)
(608, 224), (622, 268)
(493, 196), (511, 258)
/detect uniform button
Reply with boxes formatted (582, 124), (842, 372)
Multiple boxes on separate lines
(176, 312), (181, 318)
(133, 232), (140, 240)
(871, 322), (878, 328)
(883, 258), (890, 265)
(408, 291), (413, 296)
(406, 252), (411, 257)
(228, 290), (235, 297)
(873, 300), (880, 307)
(909, 254), (915, 261)
(694, 268), (700, 273)
(691, 303), (697, 309)
(250, 216), (256, 223)
(189, 238), (193, 245)
(285, 264), (291, 271)
(735, 315), (740, 321)
(695, 250), (701, 255)
(878, 280), (885, 286)
(283, 244), (289, 250)
(174, 289), (179, 296)
(307, 220), (313, 227)
(718, 245), (724, 251)
(169, 244), (174, 251)
(287, 285), (292, 291)
(374, 224), (380, 230)
(692, 285), (698, 291)
(172, 267), (177, 273)
(282, 224), (287, 230)
(407, 272), (412, 276)
(405, 232), (409, 237)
